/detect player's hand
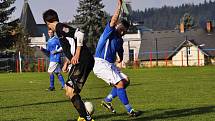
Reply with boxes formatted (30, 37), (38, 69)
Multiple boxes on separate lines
(71, 55), (79, 65)
(116, 60), (122, 70)
(62, 65), (68, 73)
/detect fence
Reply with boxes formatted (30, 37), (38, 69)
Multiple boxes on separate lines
(0, 56), (66, 73)
(123, 48), (215, 68)
(0, 49), (215, 73)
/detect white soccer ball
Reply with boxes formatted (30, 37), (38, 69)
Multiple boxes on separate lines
(84, 101), (94, 115)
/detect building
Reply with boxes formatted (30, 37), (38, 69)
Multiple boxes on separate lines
(20, 0), (48, 49)
(136, 22), (215, 67)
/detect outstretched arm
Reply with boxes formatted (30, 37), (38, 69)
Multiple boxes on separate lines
(110, 0), (122, 27)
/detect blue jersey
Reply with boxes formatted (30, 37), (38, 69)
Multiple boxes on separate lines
(46, 36), (62, 63)
(95, 22), (124, 63)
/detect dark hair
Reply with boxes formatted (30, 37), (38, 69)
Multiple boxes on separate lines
(43, 9), (59, 23)
(120, 19), (130, 29)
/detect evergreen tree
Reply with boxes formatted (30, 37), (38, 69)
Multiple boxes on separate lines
(73, 0), (106, 53)
(131, 1), (215, 30)
(0, 0), (17, 49)
(180, 13), (195, 30)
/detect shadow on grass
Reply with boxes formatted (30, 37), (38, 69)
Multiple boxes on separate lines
(111, 106), (215, 121)
(3, 118), (35, 121)
(0, 88), (36, 93)
(86, 83), (143, 90)
(66, 113), (129, 121)
(0, 97), (103, 109)
(95, 112), (129, 120)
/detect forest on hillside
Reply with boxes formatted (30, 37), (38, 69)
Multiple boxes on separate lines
(131, 0), (215, 30)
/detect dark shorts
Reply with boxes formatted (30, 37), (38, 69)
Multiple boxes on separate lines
(66, 58), (94, 93)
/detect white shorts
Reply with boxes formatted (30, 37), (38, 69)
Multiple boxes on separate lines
(93, 58), (127, 85)
(48, 62), (61, 73)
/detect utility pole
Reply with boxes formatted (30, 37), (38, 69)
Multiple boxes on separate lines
(155, 38), (158, 66)
(185, 35), (189, 66)
(128, 41), (131, 61)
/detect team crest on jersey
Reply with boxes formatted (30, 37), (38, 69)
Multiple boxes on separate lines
(63, 27), (69, 33)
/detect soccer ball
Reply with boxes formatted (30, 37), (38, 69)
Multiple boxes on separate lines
(84, 101), (94, 115)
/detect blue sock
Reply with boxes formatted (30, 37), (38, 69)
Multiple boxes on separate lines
(57, 74), (65, 87)
(117, 88), (132, 112)
(50, 74), (54, 88)
(105, 87), (117, 102)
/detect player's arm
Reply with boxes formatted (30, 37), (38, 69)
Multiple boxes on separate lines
(51, 39), (63, 55)
(110, 0), (122, 27)
(56, 47), (63, 53)
(51, 47), (63, 54)
(71, 29), (84, 65)
(117, 51), (123, 63)
(116, 40), (124, 63)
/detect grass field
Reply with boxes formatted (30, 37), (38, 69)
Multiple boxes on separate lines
(0, 66), (215, 121)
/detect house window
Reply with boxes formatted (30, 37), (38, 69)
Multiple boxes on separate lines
(129, 49), (134, 61)
(188, 47), (191, 55)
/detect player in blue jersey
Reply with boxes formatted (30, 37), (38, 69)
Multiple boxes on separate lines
(93, 0), (141, 117)
(43, 9), (94, 121)
(40, 29), (65, 91)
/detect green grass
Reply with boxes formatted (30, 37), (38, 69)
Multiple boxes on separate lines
(0, 66), (215, 121)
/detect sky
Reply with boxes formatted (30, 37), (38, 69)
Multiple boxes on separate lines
(11, 0), (214, 24)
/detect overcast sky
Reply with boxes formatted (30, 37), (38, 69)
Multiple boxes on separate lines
(11, 0), (214, 24)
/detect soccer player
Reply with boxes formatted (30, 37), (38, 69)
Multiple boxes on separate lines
(43, 9), (95, 121)
(40, 29), (65, 91)
(93, 0), (141, 117)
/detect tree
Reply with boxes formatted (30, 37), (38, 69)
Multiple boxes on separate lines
(13, 25), (34, 56)
(180, 13), (195, 31)
(73, 0), (106, 53)
(0, 0), (17, 49)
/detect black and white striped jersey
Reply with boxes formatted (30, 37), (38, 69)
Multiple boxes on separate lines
(55, 23), (93, 62)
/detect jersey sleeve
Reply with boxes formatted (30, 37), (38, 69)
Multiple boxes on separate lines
(56, 23), (75, 60)
(96, 22), (115, 54)
(74, 28), (84, 47)
(100, 22), (115, 43)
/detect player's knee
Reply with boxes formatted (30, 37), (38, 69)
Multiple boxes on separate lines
(115, 79), (130, 89)
(65, 86), (76, 99)
(124, 79), (130, 88)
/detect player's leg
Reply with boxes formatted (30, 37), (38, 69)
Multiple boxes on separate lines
(66, 63), (94, 121)
(57, 73), (65, 89)
(103, 73), (129, 103)
(93, 59), (117, 113)
(54, 63), (65, 89)
(101, 86), (117, 113)
(115, 77), (141, 117)
(47, 62), (57, 91)
(105, 63), (140, 117)
(65, 85), (92, 121)
(48, 72), (55, 91)
(104, 87), (117, 102)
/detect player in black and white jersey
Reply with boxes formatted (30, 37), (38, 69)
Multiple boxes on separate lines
(43, 9), (94, 121)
